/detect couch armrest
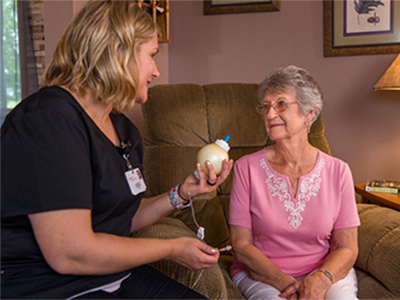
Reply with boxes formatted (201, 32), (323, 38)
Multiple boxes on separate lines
(356, 204), (400, 295)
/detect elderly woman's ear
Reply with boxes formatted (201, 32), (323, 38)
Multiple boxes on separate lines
(306, 109), (316, 122)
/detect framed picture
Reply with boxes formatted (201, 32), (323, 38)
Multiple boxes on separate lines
(204, 0), (280, 15)
(324, 0), (400, 56)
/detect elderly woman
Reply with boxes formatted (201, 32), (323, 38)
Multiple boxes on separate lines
(229, 65), (360, 299)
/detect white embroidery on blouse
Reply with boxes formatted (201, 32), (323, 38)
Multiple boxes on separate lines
(260, 157), (325, 229)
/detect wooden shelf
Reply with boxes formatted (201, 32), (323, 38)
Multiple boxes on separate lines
(136, 0), (170, 43)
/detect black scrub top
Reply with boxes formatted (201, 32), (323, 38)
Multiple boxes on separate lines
(1, 86), (144, 299)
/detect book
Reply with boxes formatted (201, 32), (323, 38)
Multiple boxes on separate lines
(365, 180), (400, 194)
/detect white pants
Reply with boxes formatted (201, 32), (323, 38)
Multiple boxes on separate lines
(233, 268), (358, 300)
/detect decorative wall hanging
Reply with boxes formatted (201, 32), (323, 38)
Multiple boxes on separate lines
(324, 0), (400, 56)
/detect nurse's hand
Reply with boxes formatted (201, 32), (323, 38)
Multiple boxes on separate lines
(179, 159), (233, 200)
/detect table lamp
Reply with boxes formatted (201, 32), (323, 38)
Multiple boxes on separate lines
(373, 53), (400, 91)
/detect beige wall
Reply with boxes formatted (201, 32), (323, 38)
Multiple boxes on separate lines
(42, 0), (400, 185)
(168, 0), (400, 185)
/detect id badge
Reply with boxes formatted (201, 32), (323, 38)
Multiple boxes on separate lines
(125, 168), (146, 195)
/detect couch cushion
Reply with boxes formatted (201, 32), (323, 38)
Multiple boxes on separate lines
(132, 217), (229, 299)
(143, 83), (211, 199)
(143, 84), (209, 146)
(203, 83), (269, 196)
(306, 114), (331, 155)
(203, 83), (267, 148)
(356, 204), (400, 294)
(355, 268), (399, 299)
(143, 145), (217, 200)
(168, 196), (231, 249)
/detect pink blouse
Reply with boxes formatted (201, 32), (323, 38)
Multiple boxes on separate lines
(229, 149), (360, 279)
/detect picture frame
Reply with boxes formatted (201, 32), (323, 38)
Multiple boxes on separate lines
(204, 0), (280, 15)
(324, 0), (400, 56)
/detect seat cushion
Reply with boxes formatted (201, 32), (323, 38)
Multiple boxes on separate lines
(132, 217), (229, 299)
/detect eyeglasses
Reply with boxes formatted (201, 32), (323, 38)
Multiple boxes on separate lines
(256, 100), (298, 115)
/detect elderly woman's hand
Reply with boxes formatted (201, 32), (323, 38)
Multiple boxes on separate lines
(279, 271), (332, 300)
(179, 159), (234, 200)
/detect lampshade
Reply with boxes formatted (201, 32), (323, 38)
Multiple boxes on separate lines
(374, 53), (400, 91)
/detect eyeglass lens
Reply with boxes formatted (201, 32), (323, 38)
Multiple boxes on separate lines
(257, 101), (288, 114)
(273, 101), (287, 112)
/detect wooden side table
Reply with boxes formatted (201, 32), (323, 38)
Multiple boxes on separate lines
(355, 183), (400, 211)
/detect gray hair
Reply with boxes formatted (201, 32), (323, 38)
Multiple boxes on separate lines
(258, 65), (323, 132)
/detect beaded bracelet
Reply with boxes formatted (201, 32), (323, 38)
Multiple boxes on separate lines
(169, 185), (191, 211)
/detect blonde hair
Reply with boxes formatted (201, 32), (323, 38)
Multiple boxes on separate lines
(43, 0), (157, 112)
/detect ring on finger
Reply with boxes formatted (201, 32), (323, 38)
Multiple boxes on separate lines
(207, 180), (217, 186)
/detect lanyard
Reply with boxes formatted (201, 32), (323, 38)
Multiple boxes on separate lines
(119, 139), (146, 195)
(120, 140), (133, 170)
